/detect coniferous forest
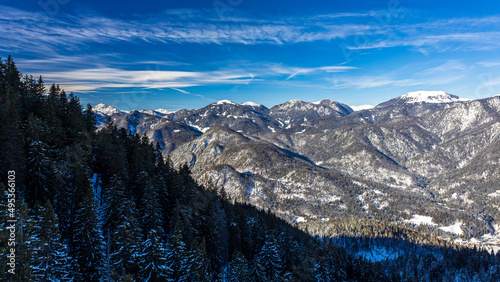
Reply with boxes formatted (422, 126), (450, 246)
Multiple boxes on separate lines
(1, 56), (500, 281)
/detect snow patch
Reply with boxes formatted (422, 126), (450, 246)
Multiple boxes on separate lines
(351, 105), (374, 111)
(404, 214), (437, 226)
(154, 108), (173, 115)
(215, 100), (237, 105)
(439, 222), (463, 235)
(241, 101), (262, 107)
(488, 190), (500, 197)
(294, 216), (307, 223)
(190, 125), (210, 133)
(296, 128), (306, 134)
(399, 91), (470, 104)
(93, 103), (128, 115)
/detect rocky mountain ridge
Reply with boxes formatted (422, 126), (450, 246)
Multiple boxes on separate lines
(94, 92), (500, 247)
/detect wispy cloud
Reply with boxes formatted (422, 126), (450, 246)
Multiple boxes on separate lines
(41, 67), (255, 92)
(2, 5), (500, 57)
(0, 5), (371, 54)
(331, 73), (465, 89)
(35, 61), (354, 93)
(267, 64), (357, 80)
(345, 14), (500, 53)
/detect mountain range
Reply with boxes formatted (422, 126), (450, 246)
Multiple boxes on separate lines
(94, 91), (500, 250)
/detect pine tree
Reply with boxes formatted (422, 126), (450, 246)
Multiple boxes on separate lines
(256, 230), (284, 281)
(17, 204), (35, 281)
(139, 229), (173, 282)
(141, 176), (163, 235)
(110, 214), (141, 280)
(228, 250), (250, 281)
(30, 200), (71, 281)
(25, 114), (52, 205)
(168, 208), (191, 281)
(70, 187), (104, 282)
(185, 238), (211, 281)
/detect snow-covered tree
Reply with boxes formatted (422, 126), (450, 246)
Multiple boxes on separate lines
(30, 200), (71, 281)
(70, 187), (104, 282)
(139, 229), (173, 282)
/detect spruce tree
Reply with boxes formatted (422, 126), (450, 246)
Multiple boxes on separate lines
(228, 250), (250, 281)
(70, 187), (104, 282)
(139, 229), (173, 282)
(30, 200), (71, 281)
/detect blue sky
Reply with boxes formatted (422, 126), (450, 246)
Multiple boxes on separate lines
(2, 0), (500, 111)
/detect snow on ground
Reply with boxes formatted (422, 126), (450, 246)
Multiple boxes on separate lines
(404, 214), (437, 226)
(294, 216), (307, 223)
(154, 108), (173, 114)
(488, 190), (500, 197)
(190, 125), (210, 133)
(439, 222), (464, 235)
(399, 91), (470, 104)
(351, 105), (374, 111)
(296, 129), (306, 134)
(241, 101), (262, 107)
(215, 100), (236, 105)
(173, 129), (181, 133)
(358, 246), (400, 262)
(93, 103), (128, 115)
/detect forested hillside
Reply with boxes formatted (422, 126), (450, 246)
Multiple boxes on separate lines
(1, 56), (499, 281)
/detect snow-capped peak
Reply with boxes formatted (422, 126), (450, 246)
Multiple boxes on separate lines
(154, 109), (173, 115)
(241, 101), (262, 107)
(92, 103), (127, 115)
(215, 100), (237, 105)
(399, 91), (470, 104)
(139, 109), (173, 117)
(351, 105), (375, 111)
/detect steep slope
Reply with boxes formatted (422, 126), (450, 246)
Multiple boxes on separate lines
(269, 99), (353, 131)
(172, 100), (278, 134)
(168, 126), (361, 217)
(93, 94), (500, 242)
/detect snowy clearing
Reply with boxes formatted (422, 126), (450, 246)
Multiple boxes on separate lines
(405, 214), (437, 226)
(439, 222), (463, 235)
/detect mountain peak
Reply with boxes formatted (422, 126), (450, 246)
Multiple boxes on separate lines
(214, 100), (237, 105)
(139, 108), (173, 117)
(92, 103), (127, 115)
(241, 101), (262, 107)
(399, 91), (470, 104)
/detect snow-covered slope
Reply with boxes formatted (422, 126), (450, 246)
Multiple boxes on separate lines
(351, 105), (374, 111)
(397, 91), (470, 104)
(241, 101), (262, 107)
(215, 100), (237, 105)
(139, 109), (173, 117)
(92, 103), (128, 115)
(92, 94), (500, 242)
